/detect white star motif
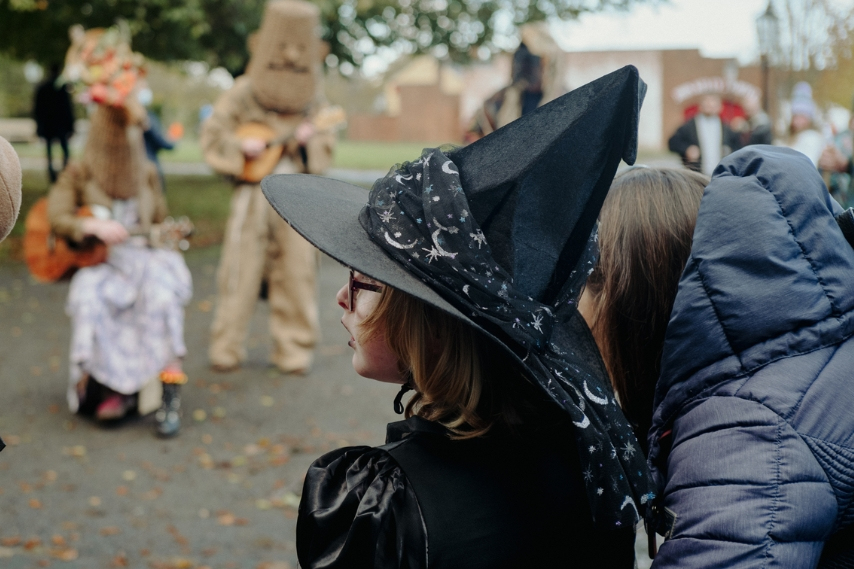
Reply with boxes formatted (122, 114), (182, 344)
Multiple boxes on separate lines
(423, 247), (441, 263)
(588, 445), (596, 454)
(597, 488), (604, 496)
(432, 196), (440, 202)
(470, 230), (486, 249)
(583, 467), (594, 482)
(621, 442), (636, 461)
(394, 232), (402, 238)
(379, 210), (395, 224)
(531, 313), (543, 332)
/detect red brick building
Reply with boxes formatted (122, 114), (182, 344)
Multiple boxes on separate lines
(346, 50), (779, 150)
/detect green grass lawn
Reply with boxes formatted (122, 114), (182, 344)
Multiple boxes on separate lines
(0, 171), (232, 262)
(2, 138), (677, 263)
(11, 139), (203, 162)
(332, 140), (451, 170)
(12, 138), (455, 170)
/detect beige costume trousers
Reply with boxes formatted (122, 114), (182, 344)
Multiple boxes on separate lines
(209, 183), (318, 372)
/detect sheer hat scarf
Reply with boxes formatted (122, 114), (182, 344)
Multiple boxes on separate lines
(262, 65), (655, 528)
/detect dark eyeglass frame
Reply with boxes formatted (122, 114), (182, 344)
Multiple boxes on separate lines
(348, 269), (383, 311)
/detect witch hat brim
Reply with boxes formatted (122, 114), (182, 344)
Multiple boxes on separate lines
(262, 174), (472, 325)
(263, 65), (645, 321)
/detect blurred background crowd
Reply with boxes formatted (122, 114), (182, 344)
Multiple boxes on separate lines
(3, 0), (854, 566)
(2, 1), (854, 258)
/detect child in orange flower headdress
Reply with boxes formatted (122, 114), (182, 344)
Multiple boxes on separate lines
(45, 24), (191, 437)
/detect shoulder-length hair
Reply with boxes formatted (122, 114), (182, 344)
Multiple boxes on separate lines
(360, 286), (532, 439)
(585, 167), (707, 449)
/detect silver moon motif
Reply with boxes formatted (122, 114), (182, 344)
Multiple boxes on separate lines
(384, 231), (416, 249)
(441, 160), (457, 175)
(573, 413), (590, 429)
(569, 384), (586, 412)
(584, 381), (610, 405)
(429, 217), (458, 259)
(620, 495), (639, 520)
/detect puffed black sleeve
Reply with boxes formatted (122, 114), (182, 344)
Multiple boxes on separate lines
(297, 446), (428, 569)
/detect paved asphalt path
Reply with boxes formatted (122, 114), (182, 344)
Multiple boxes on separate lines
(0, 248), (653, 568)
(0, 249), (403, 568)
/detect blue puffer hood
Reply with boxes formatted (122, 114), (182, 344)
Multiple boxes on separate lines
(647, 145), (854, 480)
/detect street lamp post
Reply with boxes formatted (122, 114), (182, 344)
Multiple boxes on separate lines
(756, 1), (780, 113)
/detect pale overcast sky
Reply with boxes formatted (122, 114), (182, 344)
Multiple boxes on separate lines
(551, 0), (770, 64)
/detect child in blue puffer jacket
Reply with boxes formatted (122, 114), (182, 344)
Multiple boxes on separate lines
(583, 147), (854, 567)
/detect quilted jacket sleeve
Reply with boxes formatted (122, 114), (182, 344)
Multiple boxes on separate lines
(649, 146), (854, 568)
(652, 395), (837, 569)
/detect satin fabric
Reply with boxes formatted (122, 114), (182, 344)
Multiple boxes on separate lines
(297, 416), (636, 569)
(298, 445), (428, 568)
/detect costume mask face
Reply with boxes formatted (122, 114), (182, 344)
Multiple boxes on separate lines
(248, 0), (320, 113)
(83, 105), (146, 200)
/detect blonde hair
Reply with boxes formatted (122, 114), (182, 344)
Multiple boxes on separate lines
(361, 285), (528, 439)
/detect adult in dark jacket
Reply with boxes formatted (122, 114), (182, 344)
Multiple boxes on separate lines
(262, 66), (653, 568)
(138, 85), (175, 192)
(33, 63), (75, 182)
(668, 95), (741, 176)
(645, 146), (854, 567)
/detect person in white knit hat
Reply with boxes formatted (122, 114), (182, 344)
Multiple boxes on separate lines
(780, 81), (825, 167)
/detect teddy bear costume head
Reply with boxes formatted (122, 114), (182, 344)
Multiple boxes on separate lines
(0, 136), (23, 241)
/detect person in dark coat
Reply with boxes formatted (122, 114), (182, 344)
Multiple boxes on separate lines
(584, 146), (854, 566)
(33, 63), (75, 183)
(668, 94), (741, 176)
(262, 66), (654, 568)
(138, 85), (175, 192)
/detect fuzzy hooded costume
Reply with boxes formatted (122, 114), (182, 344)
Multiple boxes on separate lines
(0, 135), (22, 242)
(0, 135), (21, 452)
(201, 0), (336, 373)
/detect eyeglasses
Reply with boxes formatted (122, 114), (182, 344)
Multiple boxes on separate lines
(348, 269), (383, 311)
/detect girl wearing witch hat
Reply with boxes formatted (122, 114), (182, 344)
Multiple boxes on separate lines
(263, 67), (653, 568)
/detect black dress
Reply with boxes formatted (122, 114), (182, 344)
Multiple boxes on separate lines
(297, 415), (637, 568)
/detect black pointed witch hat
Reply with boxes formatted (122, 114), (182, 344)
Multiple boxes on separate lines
(264, 65), (645, 325)
(262, 65), (653, 527)
(449, 68), (645, 303)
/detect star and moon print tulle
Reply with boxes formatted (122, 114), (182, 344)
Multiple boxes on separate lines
(360, 147), (655, 529)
